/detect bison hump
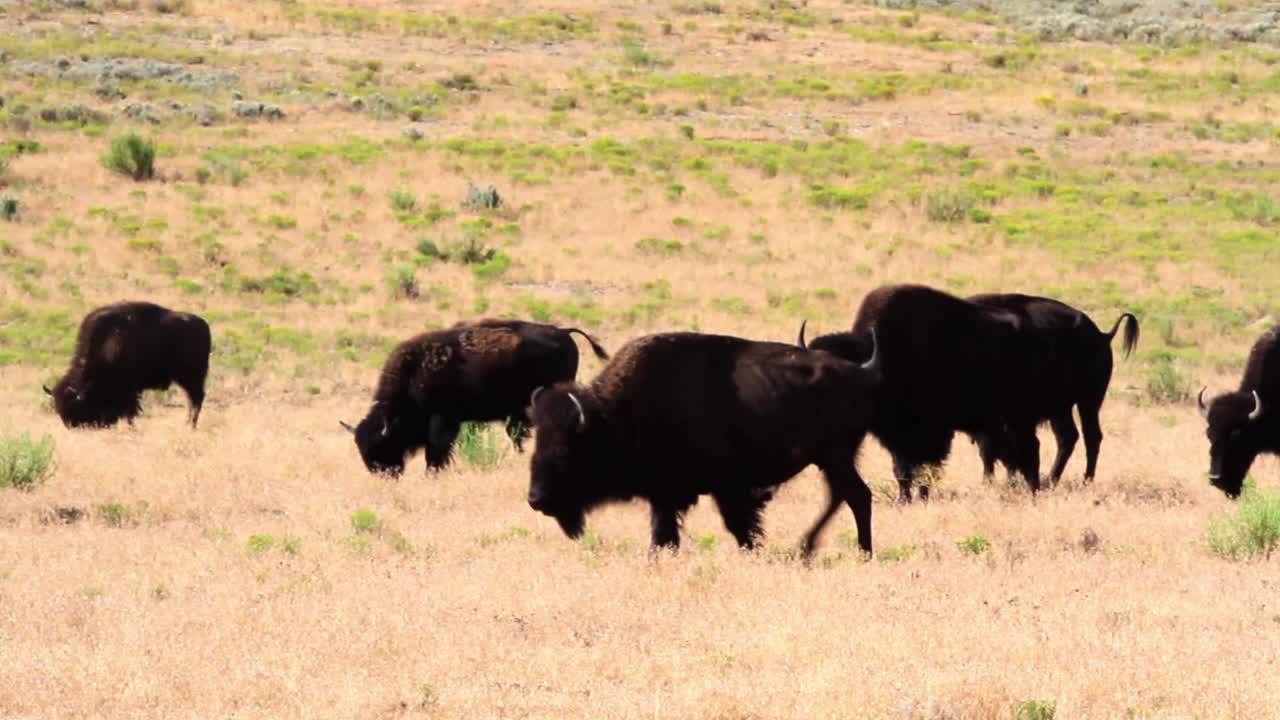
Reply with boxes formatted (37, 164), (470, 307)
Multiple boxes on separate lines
(459, 327), (521, 355)
(421, 343), (454, 372)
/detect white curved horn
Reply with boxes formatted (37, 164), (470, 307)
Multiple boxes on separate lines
(530, 386), (545, 407)
(567, 392), (586, 428)
(861, 328), (880, 372)
(1197, 387), (1209, 419)
(339, 420), (355, 434)
(1249, 390), (1263, 422)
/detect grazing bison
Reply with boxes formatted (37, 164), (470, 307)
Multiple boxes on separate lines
(965, 293), (1139, 486)
(798, 283), (1047, 502)
(44, 301), (211, 428)
(525, 330), (882, 556)
(341, 319), (609, 477)
(1198, 325), (1280, 498)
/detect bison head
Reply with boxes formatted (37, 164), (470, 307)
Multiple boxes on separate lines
(342, 403), (411, 477)
(45, 379), (104, 428)
(1199, 387), (1265, 499)
(526, 383), (603, 539)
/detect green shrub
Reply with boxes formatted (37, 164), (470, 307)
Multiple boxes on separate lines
(925, 188), (977, 222)
(1145, 356), (1190, 404)
(0, 428), (54, 490)
(1014, 699), (1057, 720)
(350, 509), (383, 534)
(0, 194), (17, 222)
(455, 422), (504, 467)
(385, 264), (419, 299)
(389, 188), (418, 213)
(957, 533), (991, 555)
(1208, 482), (1280, 561)
(103, 132), (157, 181)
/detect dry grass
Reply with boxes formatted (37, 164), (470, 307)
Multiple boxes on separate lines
(3, 0), (1280, 716)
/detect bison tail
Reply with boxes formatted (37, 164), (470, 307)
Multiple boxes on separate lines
(566, 328), (610, 360)
(1105, 312), (1140, 360)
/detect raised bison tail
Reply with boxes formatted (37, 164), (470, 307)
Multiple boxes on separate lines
(566, 328), (609, 360)
(1104, 312), (1140, 360)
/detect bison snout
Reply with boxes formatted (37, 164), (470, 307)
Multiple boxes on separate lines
(528, 487), (550, 512)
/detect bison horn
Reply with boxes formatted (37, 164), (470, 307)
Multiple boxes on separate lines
(379, 417), (390, 437)
(1249, 390), (1263, 422)
(1197, 387), (1209, 419)
(339, 420), (355, 434)
(530, 386), (545, 407)
(861, 328), (880, 373)
(797, 319), (808, 349)
(566, 392), (586, 429)
(42, 384), (52, 396)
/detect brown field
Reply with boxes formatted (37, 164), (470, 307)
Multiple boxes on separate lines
(2, 0), (1280, 717)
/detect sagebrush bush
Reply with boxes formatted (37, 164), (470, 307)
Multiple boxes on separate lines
(385, 264), (419, 299)
(1207, 481), (1280, 561)
(455, 422), (503, 468)
(103, 132), (157, 181)
(0, 193), (18, 221)
(1144, 357), (1190, 404)
(0, 429), (55, 490)
(925, 187), (977, 222)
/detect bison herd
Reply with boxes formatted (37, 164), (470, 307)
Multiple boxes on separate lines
(40, 285), (1280, 556)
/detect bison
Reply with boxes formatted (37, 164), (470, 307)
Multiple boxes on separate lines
(1198, 325), (1279, 498)
(341, 319), (609, 477)
(44, 301), (211, 428)
(525, 330), (882, 556)
(798, 283), (1047, 502)
(965, 293), (1139, 486)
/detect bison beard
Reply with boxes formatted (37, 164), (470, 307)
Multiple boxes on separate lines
(525, 331), (881, 557)
(46, 301), (211, 429)
(342, 319), (609, 477)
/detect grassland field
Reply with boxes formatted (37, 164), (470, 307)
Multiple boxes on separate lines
(3, 0), (1280, 717)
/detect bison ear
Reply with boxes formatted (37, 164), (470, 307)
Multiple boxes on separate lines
(1197, 387), (1209, 420)
(42, 384), (53, 396)
(339, 420), (355, 434)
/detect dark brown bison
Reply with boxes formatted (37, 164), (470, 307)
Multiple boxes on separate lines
(341, 319), (608, 477)
(965, 293), (1139, 486)
(44, 301), (211, 428)
(525, 330), (882, 556)
(1198, 325), (1279, 498)
(799, 283), (1047, 502)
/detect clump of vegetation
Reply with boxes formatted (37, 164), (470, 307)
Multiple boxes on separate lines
(390, 188), (418, 213)
(1014, 699), (1057, 720)
(0, 428), (55, 490)
(385, 264), (419, 299)
(1207, 481), (1280, 561)
(455, 422), (504, 467)
(462, 182), (502, 210)
(925, 187), (978, 223)
(103, 132), (157, 181)
(956, 533), (991, 556)
(350, 508), (384, 534)
(0, 194), (17, 222)
(1144, 353), (1190, 404)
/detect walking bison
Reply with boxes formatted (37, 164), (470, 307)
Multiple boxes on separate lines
(525, 330), (882, 556)
(965, 293), (1139, 486)
(798, 283), (1047, 502)
(44, 301), (211, 428)
(1199, 325), (1279, 498)
(341, 319), (609, 477)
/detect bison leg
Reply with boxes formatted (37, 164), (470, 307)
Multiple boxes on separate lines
(1046, 410), (1079, 486)
(1009, 424), (1042, 493)
(1078, 402), (1103, 484)
(505, 415), (531, 453)
(425, 415), (461, 470)
(648, 501), (685, 550)
(712, 489), (767, 549)
(974, 432), (998, 482)
(806, 460), (872, 557)
(892, 455), (918, 504)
